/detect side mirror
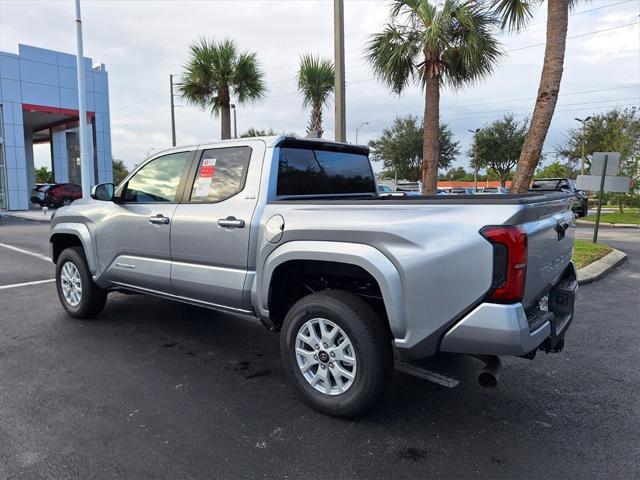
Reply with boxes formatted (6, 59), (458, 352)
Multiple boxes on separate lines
(91, 183), (115, 201)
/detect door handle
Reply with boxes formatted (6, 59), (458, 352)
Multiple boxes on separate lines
(149, 214), (170, 225)
(218, 216), (245, 229)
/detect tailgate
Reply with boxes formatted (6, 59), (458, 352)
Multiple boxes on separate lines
(520, 195), (575, 308)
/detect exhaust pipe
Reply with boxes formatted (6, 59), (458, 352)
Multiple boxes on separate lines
(474, 355), (501, 389)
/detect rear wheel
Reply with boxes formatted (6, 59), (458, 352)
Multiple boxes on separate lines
(56, 247), (107, 318)
(280, 290), (393, 417)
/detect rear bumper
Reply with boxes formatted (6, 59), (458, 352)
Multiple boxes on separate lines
(440, 263), (578, 356)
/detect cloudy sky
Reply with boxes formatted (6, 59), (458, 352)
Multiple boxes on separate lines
(1, 0), (639, 171)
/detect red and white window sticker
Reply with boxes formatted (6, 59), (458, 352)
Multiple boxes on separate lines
(194, 158), (217, 197)
(198, 158), (217, 178)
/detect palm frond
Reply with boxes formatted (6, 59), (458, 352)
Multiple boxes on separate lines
(365, 25), (421, 94)
(489, 0), (539, 32)
(233, 51), (266, 103)
(296, 54), (335, 109)
(440, 0), (503, 89)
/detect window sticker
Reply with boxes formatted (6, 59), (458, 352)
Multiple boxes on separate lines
(199, 158), (217, 178)
(194, 178), (212, 197)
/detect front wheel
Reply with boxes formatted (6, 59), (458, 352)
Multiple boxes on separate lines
(280, 290), (393, 417)
(56, 247), (107, 318)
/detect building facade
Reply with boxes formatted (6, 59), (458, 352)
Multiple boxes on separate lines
(0, 44), (112, 211)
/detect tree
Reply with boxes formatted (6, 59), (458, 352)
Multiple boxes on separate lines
(369, 115), (459, 182)
(471, 114), (528, 186)
(366, 0), (501, 194)
(534, 160), (574, 179)
(491, 0), (573, 193)
(35, 167), (53, 183)
(112, 159), (129, 185)
(558, 108), (640, 211)
(297, 54), (334, 137)
(240, 127), (278, 138)
(441, 166), (473, 181)
(179, 38), (265, 140)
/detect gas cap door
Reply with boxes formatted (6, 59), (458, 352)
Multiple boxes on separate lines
(265, 215), (285, 244)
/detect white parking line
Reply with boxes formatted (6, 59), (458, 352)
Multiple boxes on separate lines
(0, 242), (51, 262)
(0, 278), (55, 290)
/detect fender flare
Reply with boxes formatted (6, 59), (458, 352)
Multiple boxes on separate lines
(50, 222), (97, 274)
(256, 241), (405, 339)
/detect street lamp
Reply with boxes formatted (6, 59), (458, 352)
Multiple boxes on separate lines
(468, 128), (480, 191)
(230, 104), (238, 139)
(575, 116), (592, 176)
(355, 121), (369, 144)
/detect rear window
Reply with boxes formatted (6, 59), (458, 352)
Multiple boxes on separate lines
(277, 147), (376, 196)
(531, 180), (561, 190)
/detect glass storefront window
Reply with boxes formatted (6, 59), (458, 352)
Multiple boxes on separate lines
(0, 106), (7, 210)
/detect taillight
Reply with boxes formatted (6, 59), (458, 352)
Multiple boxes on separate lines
(481, 225), (527, 303)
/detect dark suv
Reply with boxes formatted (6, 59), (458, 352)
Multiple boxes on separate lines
(530, 178), (588, 217)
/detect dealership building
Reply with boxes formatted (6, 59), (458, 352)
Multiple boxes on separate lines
(0, 44), (112, 211)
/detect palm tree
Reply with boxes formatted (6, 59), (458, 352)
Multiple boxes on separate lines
(491, 0), (571, 192)
(366, 0), (501, 194)
(297, 54), (335, 138)
(179, 38), (265, 140)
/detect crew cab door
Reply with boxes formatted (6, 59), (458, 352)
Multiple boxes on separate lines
(96, 151), (193, 292)
(170, 142), (264, 310)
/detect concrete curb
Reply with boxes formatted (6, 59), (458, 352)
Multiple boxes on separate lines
(1, 212), (52, 223)
(577, 248), (627, 285)
(576, 219), (640, 229)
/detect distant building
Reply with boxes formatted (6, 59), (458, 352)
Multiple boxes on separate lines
(0, 44), (112, 211)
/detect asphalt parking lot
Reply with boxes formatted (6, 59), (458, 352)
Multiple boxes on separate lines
(1, 216), (639, 479)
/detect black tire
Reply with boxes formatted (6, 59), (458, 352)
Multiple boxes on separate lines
(280, 290), (393, 417)
(56, 247), (107, 318)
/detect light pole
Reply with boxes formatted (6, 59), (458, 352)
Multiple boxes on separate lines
(575, 116), (592, 176)
(334, 0), (346, 142)
(169, 74), (177, 147)
(355, 121), (368, 144)
(468, 128), (480, 192)
(230, 104), (238, 139)
(74, 0), (92, 198)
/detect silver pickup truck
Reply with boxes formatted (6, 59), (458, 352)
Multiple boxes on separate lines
(50, 136), (577, 416)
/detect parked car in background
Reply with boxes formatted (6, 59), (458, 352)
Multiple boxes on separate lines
(450, 187), (476, 195)
(530, 178), (588, 217)
(30, 183), (55, 206)
(50, 136), (577, 417)
(38, 183), (82, 208)
(480, 187), (509, 194)
(377, 184), (393, 194)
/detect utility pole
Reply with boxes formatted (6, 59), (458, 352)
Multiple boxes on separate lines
(468, 128), (480, 192)
(575, 116), (591, 176)
(170, 74), (176, 147)
(74, 0), (92, 198)
(334, 0), (346, 142)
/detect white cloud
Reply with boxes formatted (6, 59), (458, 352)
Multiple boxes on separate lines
(1, 0), (638, 171)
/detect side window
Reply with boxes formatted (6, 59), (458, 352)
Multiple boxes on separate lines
(123, 152), (191, 203)
(189, 147), (251, 203)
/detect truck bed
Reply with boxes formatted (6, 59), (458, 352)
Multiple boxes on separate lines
(273, 192), (575, 205)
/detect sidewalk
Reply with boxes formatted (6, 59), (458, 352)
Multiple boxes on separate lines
(576, 219), (640, 229)
(1, 210), (53, 223)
